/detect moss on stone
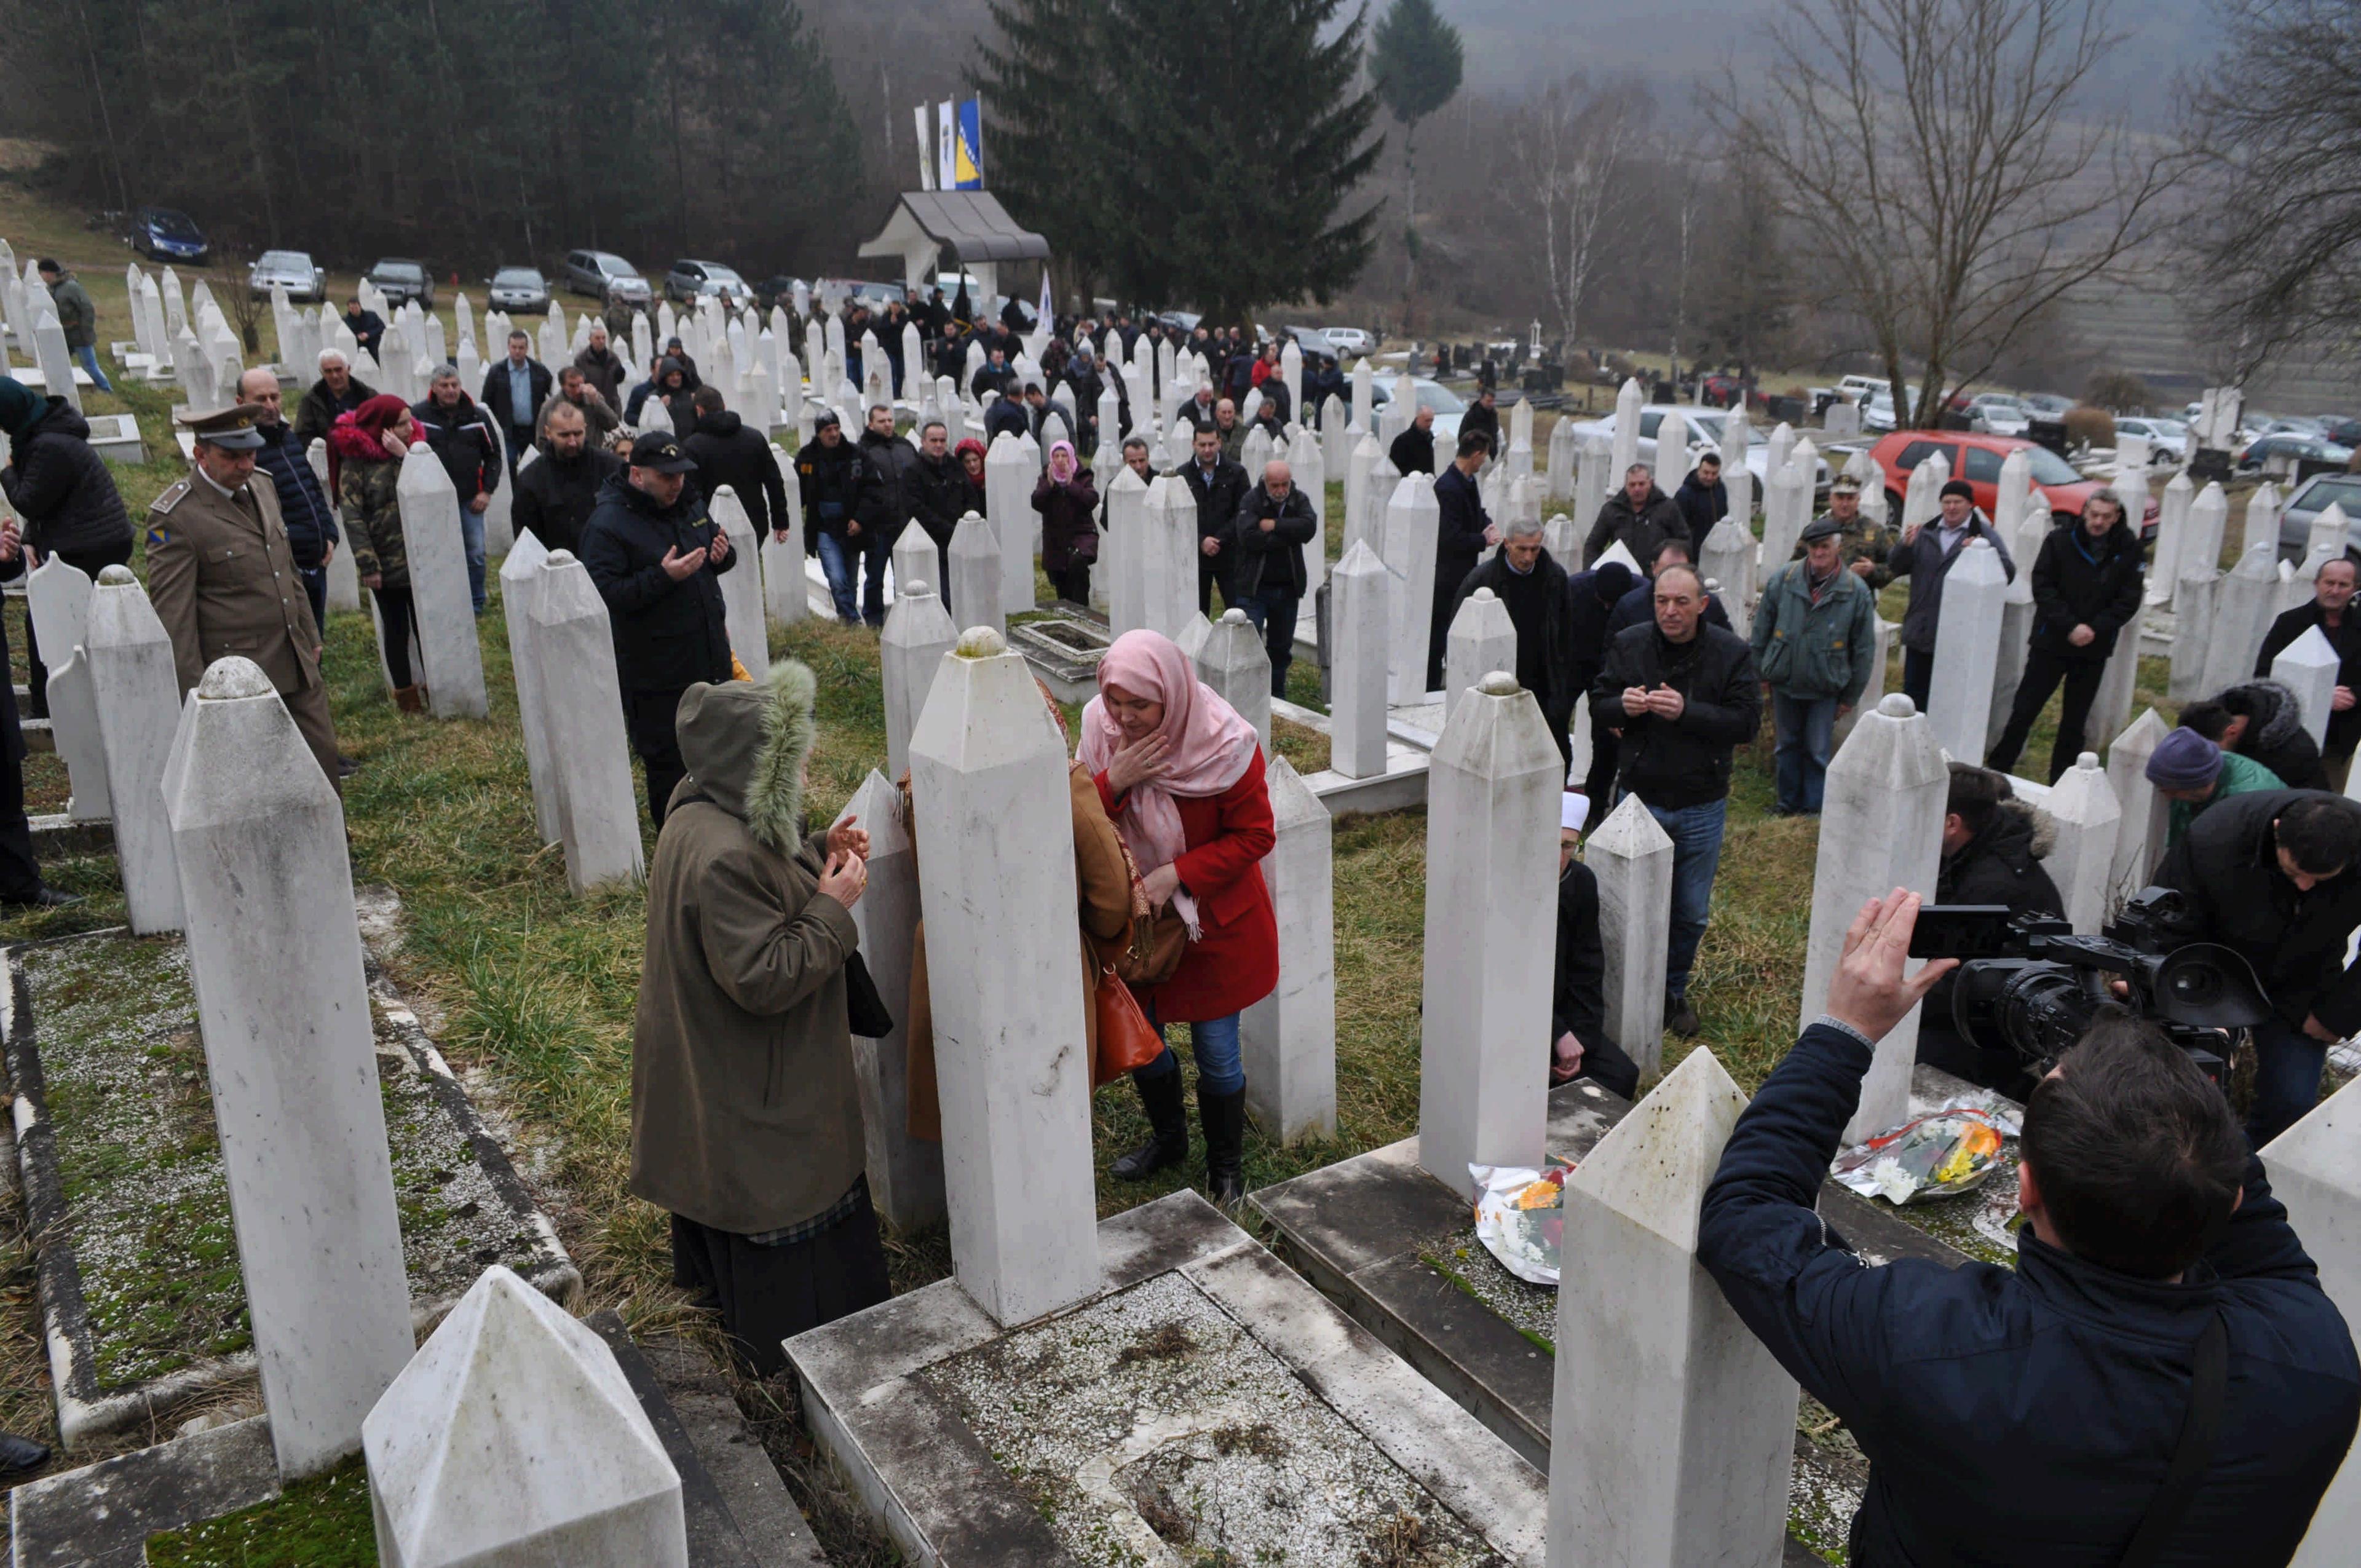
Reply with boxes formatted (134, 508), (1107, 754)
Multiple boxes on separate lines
(20, 933), (551, 1392)
(143, 1459), (376, 1566)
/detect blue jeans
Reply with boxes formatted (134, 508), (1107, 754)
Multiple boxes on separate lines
(1236, 587), (1300, 697)
(817, 530), (888, 625)
(2247, 1016), (2328, 1148)
(1771, 692), (1840, 814)
(459, 502), (487, 612)
(1643, 796), (1728, 1002)
(71, 344), (111, 394)
(1137, 1005), (1246, 1096)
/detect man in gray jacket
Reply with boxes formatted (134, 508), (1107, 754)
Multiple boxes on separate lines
(1888, 478), (2013, 710)
(1752, 516), (1878, 814)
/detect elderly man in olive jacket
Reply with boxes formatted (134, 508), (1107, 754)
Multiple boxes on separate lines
(628, 662), (888, 1376)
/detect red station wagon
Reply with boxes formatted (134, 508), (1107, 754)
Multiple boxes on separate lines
(1866, 431), (2159, 539)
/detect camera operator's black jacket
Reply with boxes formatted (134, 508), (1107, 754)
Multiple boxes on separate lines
(2154, 786), (2361, 1035)
(1700, 1020), (2359, 1568)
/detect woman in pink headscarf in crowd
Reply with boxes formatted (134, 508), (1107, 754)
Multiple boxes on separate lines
(1032, 440), (1099, 606)
(1078, 629), (1277, 1206)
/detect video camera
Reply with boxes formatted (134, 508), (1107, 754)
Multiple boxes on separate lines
(1907, 888), (2271, 1085)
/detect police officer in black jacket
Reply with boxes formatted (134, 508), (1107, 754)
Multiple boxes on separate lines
(577, 430), (738, 826)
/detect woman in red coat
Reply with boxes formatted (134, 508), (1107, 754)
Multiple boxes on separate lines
(1078, 629), (1277, 1205)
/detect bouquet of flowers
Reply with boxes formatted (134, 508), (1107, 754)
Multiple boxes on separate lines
(1832, 1107), (2014, 1206)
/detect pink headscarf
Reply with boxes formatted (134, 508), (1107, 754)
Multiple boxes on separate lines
(1047, 440), (1078, 480)
(1078, 630), (1258, 935)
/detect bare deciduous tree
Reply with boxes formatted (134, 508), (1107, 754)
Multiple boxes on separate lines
(1506, 76), (1645, 349)
(1715, 0), (2181, 427)
(2179, 0), (2361, 379)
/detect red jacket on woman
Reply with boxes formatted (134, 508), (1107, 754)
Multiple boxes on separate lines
(1094, 747), (1278, 1023)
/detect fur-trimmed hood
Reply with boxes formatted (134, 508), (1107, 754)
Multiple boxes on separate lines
(2223, 679), (2308, 754)
(674, 660), (817, 852)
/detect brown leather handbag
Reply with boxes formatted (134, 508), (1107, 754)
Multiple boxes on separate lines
(1093, 967), (1164, 1086)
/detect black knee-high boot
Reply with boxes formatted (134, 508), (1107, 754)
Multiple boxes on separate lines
(1110, 1064), (1189, 1179)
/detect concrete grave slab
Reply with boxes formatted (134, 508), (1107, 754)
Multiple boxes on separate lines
(1250, 1068), (2012, 1561)
(788, 1190), (1549, 1568)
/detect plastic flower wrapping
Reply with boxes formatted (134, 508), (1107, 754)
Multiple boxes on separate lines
(1468, 1162), (1576, 1285)
(1831, 1104), (2019, 1206)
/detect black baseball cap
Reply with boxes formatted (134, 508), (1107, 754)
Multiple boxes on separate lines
(628, 431), (698, 473)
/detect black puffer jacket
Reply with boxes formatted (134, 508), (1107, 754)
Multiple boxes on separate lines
(2027, 517), (2144, 662)
(857, 428), (918, 533)
(684, 410), (789, 540)
(576, 471), (736, 692)
(1590, 622), (1760, 809)
(0, 398), (132, 559)
(1936, 799), (2065, 916)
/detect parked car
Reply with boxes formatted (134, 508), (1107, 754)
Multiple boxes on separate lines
(486, 266), (549, 315)
(128, 206), (208, 264)
(247, 249), (326, 302)
(2276, 472), (2361, 563)
(1965, 394), (2031, 436)
(2320, 416), (2361, 447)
(2111, 416), (2189, 459)
(1279, 326), (1345, 363)
(1566, 405), (1833, 499)
(2239, 431), (2355, 473)
(664, 259), (753, 306)
(562, 249), (652, 306)
(368, 258), (433, 308)
(1367, 376), (1470, 441)
(2021, 392), (2074, 416)
(847, 280), (906, 311)
(1321, 327), (1377, 357)
(1864, 430), (2157, 538)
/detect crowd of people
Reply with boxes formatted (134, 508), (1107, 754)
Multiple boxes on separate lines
(9, 267), (2360, 1544)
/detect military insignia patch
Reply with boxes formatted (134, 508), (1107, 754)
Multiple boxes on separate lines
(146, 526), (170, 548)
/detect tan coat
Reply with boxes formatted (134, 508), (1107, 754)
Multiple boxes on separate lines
(629, 792), (866, 1237)
(144, 470), (339, 788)
(906, 760), (1137, 1141)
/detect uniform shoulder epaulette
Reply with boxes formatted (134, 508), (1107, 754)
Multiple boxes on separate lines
(151, 479), (190, 515)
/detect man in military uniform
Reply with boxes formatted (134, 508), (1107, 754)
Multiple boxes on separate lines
(146, 405), (341, 791)
(1826, 474), (1899, 588)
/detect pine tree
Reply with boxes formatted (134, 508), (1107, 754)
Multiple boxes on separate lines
(967, 0), (1115, 290)
(1096, 0), (1380, 325)
(1369, 0), (1463, 307)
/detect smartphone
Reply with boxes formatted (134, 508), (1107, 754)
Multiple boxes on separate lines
(1905, 905), (2019, 961)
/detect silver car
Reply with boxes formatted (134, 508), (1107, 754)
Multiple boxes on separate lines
(665, 259), (753, 306)
(486, 266), (549, 314)
(564, 249), (652, 306)
(248, 249), (326, 302)
(1565, 405), (1833, 499)
(2276, 472), (2361, 563)
(1321, 327), (1376, 357)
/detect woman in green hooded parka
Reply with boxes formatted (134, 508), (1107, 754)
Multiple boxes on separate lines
(628, 660), (889, 1372)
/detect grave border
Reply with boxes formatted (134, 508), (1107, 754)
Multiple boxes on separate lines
(1, 927), (581, 1450)
(787, 1189), (1552, 1568)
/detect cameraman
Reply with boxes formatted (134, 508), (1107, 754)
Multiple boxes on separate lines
(2154, 789), (2361, 1147)
(1701, 891), (2360, 1568)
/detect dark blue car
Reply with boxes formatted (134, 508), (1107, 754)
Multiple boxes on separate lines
(129, 206), (208, 264)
